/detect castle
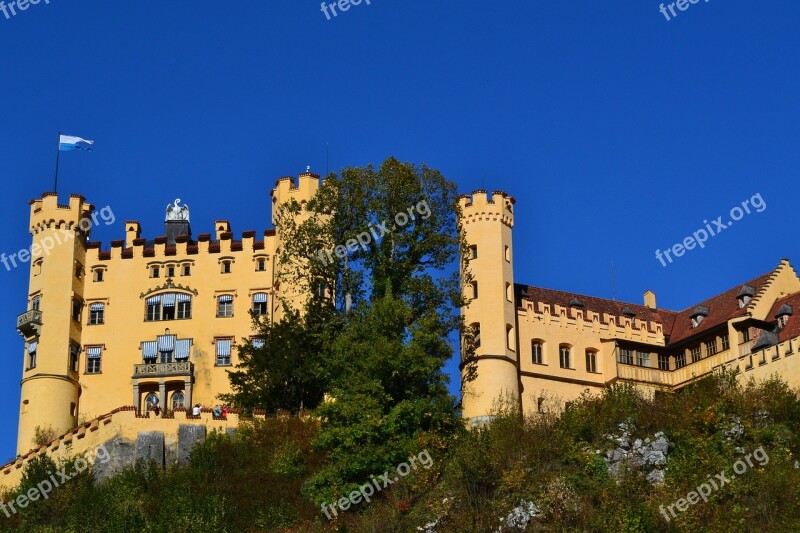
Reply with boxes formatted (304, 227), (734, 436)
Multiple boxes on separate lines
(9, 178), (800, 489)
(11, 171), (320, 480)
(458, 189), (800, 426)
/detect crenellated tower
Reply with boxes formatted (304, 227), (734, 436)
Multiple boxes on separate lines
(270, 171), (322, 318)
(458, 190), (520, 426)
(16, 193), (94, 453)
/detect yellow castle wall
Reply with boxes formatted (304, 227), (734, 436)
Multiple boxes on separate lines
(16, 174), (320, 455)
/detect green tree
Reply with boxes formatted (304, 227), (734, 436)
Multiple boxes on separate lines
(221, 306), (334, 414)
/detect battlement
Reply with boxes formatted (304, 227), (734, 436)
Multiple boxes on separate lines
(84, 229), (276, 263)
(29, 192), (95, 235)
(519, 298), (666, 342)
(270, 172), (321, 224)
(458, 190), (515, 228)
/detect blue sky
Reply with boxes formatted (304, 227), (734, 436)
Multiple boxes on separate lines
(1, 1), (799, 461)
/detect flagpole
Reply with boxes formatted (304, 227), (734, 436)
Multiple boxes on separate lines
(53, 131), (61, 193)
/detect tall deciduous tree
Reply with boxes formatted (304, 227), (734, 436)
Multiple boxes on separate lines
(225, 158), (471, 499)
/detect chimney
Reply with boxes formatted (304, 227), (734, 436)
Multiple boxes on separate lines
(644, 290), (656, 309)
(215, 220), (231, 241)
(125, 221), (141, 248)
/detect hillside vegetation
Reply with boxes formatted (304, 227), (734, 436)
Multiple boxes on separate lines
(2, 372), (800, 532)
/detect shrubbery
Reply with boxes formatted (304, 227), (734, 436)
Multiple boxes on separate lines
(4, 372), (799, 531)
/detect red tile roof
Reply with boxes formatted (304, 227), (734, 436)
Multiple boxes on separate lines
(517, 285), (677, 331)
(665, 271), (773, 344)
(768, 293), (800, 343)
(517, 266), (779, 346)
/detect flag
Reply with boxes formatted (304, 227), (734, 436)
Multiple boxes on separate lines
(59, 135), (94, 151)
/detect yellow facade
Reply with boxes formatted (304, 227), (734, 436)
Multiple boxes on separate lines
(459, 189), (800, 426)
(15, 172), (321, 456)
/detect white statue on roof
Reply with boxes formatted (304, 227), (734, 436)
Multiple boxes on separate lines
(166, 198), (190, 222)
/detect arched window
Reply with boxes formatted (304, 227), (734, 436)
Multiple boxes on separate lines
(531, 340), (544, 365)
(585, 349), (598, 373)
(30, 296), (41, 311)
(172, 391), (185, 410)
(559, 344), (571, 369)
(145, 392), (159, 409)
(145, 293), (192, 321)
(506, 324), (515, 351)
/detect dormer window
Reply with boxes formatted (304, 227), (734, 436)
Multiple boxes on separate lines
(736, 285), (756, 309)
(690, 306), (709, 328)
(776, 304), (793, 329)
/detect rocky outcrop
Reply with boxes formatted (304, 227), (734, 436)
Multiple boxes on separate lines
(599, 423), (670, 484)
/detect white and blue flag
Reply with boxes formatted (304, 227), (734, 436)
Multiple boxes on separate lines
(59, 135), (94, 151)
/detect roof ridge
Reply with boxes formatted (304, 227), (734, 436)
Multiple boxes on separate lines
(669, 266), (778, 314)
(516, 284), (652, 310)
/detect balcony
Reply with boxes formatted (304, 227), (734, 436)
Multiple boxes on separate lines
(133, 361), (193, 379)
(17, 310), (42, 338)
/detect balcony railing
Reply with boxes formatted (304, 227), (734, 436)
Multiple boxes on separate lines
(617, 347), (739, 389)
(17, 310), (42, 338)
(133, 361), (193, 379)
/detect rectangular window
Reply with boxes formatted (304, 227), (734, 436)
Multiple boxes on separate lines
(742, 328), (751, 343)
(691, 346), (702, 363)
(532, 341), (543, 365)
(93, 269), (104, 282)
(218, 295), (234, 318)
(221, 261), (232, 274)
(151, 266), (160, 278)
(658, 354), (670, 370)
(469, 245), (478, 260)
(619, 348), (633, 365)
(27, 341), (37, 370)
(72, 299), (82, 322)
(177, 297), (192, 319)
(89, 303), (105, 325)
(182, 264), (191, 276)
(706, 339), (718, 355)
(69, 344), (80, 372)
(636, 351), (650, 367)
(722, 334), (730, 351)
(252, 293), (268, 316)
(146, 301), (161, 321)
(472, 324), (481, 348)
(216, 338), (232, 366)
(256, 258), (266, 272)
(585, 350), (597, 373)
(559, 346), (571, 369)
(471, 282), (478, 300)
(167, 266), (175, 278)
(86, 346), (102, 374)
(676, 352), (687, 368)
